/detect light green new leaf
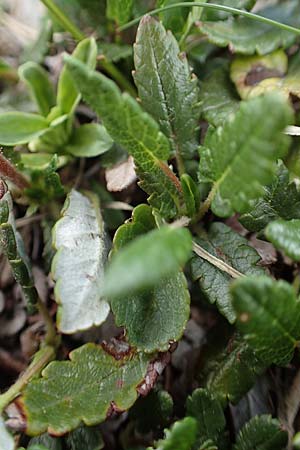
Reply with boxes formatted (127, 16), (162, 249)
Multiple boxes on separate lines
(0, 417), (14, 450)
(233, 415), (288, 450)
(0, 112), (48, 145)
(28, 114), (73, 154)
(134, 16), (200, 160)
(104, 226), (192, 299)
(199, 0), (300, 55)
(231, 276), (300, 366)
(21, 343), (151, 435)
(57, 37), (97, 115)
(266, 219), (300, 261)
(64, 55), (182, 218)
(240, 163), (300, 232)
(200, 66), (240, 127)
(19, 62), (56, 117)
(65, 124), (114, 157)
(106, 0), (133, 25)
(186, 388), (226, 448)
(191, 223), (264, 323)
(199, 94), (292, 217)
(148, 417), (198, 450)
(52, 190), (110, 334)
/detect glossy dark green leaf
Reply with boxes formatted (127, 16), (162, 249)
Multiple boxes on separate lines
(19, 62), (56, 117)
(199, 94), (292, 217)
(65, 124), (113, 157)
(0, 112), (48, 145)
(232, 276), (300, 366)
(148, 417), (198, 450)
(21, 343), (152, 436)
(191, 223), (264, 323)
(104, 226), (192, 299)
(266, 219), (300, 261)
(233, 415), (288, 450)
(240, 163), (300, 232)
(134, 16), (200, 160)
(199, 1), (300, 55)
(64, 55), (183, 218)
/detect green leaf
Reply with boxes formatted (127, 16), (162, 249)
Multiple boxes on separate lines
(231, 276), (300, 366)
(157, 0), (190, 36)
(148, 417), (198, 450)
(52, 190), (110, 334)
(28, 114), (73, 154)
(200, 66), (240, 127)
(199, 93), (292, 217)
(0, 417), (14, 450)
(19, 62), (56, 117)
(198, 0), (300, 55)
(106, 0), (133, 25)
(21, 343), (152, 435)
(191, 223), (264, 323)
(64, 55), (183, 219)
(65, 124), (113, 157)
(181, 174), (200, 218)
(98, 43), (132, 63)
(134, 16), (200, 160)
(240, 163), (300, 232)
(233, 415), (288, 450)
(186, 388), (226, 448)
(29, 434), (62, 450)
(57, 37), (97, 114)
(0, 112), (48, 145)
(201, 0), (256, 21)
(266, 219), (300, 261)
(66, 425), (104, 450)
(104, 226), (192, 299)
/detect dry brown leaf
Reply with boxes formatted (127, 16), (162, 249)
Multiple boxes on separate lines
(105, 156), (137, 192)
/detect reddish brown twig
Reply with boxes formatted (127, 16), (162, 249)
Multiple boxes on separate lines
(0, 152), (29, 190)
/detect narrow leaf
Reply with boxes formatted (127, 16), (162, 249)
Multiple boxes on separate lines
(52, 190), (110, 334)
(134, 16), (200, 160)
(266, 219), (300, 261)
(199, 93), (292, 217)
(231, 276), (300, 366)
(64, 55), (183, 218)
(0, 112), (48, 146)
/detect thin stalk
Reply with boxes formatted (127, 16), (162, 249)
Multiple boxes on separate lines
(40, 0), (85, 41)
(0, 345), (55, 413)
(196, 183), (217, 221)
(193, 241), (244, 279)
(98, 57), (137, 97)
(118, 2), (300, 35)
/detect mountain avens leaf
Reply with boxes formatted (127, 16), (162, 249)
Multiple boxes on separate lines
(65, 124), (113, 157)
(231, 276), (300, 366)
(19, 62), (56, 117)
(148, 417), (198, 450)
(240, 163), (300, 232)
(199, 1), (300, 55)
(20, 343), (151, 436)
(199, 94), (292, 217)
(186, 388), (226, 448)
(134, 16), (200, 160)
(266, 219), (300, 261)
(64, 55), (182, 219)
(52, 190), (110, 334)
(233, 415), (288, 450)
(191, 223), (264, 323)
(0, 112), (48, 145)
(104, 226), (192, 299)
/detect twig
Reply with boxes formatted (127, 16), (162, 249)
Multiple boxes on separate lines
(193, 241), (244, 279)
(104, 201), (134, 211)
(16, 214), (45, 229)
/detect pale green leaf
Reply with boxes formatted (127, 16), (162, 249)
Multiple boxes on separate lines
(148, 417), (198, 450)
(199, 1), (300, 55)
(28, 114), (73, 154)
(240, 163), (300, 232)
(0, 112), (48, 145)
(134, 16), (200, 160)
(231, 276), (300, 366)
(65, 124), (113, 157)
(64, 55), (183, 218)
(19, 62), (56, 117)
(104, 226), (192, 299)
(106, 0), (133, 25)
(233, 415), (288, 450)
(0, 417), (14, 450)
(199, 94), (292, 217)
(266, 219), (300, 261)
(191, 223), (264, 323)
(52, 190), (110, 334)
(21, 343), (151, 435)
